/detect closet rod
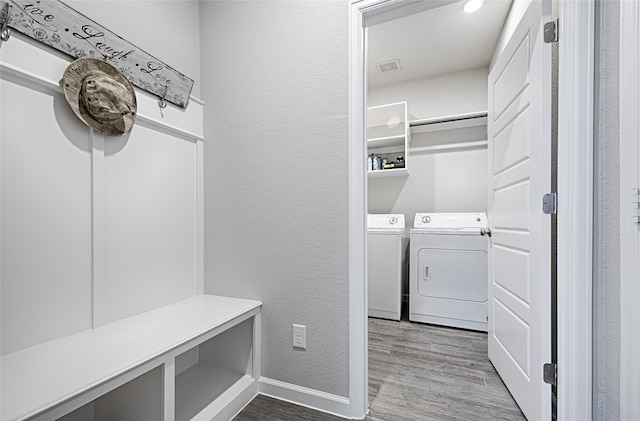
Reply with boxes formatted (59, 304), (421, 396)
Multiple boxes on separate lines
(409, 111), (488, 128)
(409, 140), (488, 154)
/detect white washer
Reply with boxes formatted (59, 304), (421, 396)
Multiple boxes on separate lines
(409, 212), (489, 331)
(368, 214), (406, 320)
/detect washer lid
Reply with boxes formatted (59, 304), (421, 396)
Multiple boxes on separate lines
(368, 214), (405, 229)
(413, 212), (488, 230)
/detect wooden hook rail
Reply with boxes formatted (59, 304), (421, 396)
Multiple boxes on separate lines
(0, 0), (194, 109)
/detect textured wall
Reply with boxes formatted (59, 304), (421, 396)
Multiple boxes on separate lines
(66, 0), (202, 98)
(593, 1), (621, 419)
(367, 68), (489, 120)
(367, 69), (488, 218)
(368, 139), (487, 218)
(200, 1), (350, 397)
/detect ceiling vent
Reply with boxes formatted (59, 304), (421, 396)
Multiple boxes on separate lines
(377, 59), (401, 73)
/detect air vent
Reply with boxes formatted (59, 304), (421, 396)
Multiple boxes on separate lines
(377, 59), (401, 73)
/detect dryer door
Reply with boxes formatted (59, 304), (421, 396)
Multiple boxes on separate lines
(417, 248), (487, 302)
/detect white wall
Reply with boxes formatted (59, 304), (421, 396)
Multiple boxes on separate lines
(1, 53), (93, 354)
(368, 67), (489, 119)
(67, 0), (201, 98)
(367, 69), (488, 220)
(1, 2), (202, 354)
(200, 1), (350, 398)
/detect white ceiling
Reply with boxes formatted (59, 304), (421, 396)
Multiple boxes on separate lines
(367, 0), (513, 88)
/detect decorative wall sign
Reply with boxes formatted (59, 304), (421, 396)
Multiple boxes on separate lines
(0, 0), (193, 108)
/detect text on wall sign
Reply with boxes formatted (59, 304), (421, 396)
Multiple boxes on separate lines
(0, 0), (194, 108)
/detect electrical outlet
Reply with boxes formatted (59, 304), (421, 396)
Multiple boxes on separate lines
(293, 324), (306, 349)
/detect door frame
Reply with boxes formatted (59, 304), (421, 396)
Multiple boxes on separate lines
(555, 1), (594, 420)
(347, 0), (594, 419)
(619, 0), (640, 418)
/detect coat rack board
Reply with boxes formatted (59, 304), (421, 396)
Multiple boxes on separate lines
(0, 0), (194, 109)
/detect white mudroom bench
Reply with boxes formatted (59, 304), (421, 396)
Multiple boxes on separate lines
(1, 294), (262, 421)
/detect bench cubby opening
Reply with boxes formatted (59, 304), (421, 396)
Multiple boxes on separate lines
(175, 318), (254, 421)
(56, 366), (163, 421)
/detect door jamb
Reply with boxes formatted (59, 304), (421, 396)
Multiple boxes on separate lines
(347, 1), (457, 417)
(348, 1), (368, 417)
(619, 0), (639, 418)
(556, 1), (594, 420)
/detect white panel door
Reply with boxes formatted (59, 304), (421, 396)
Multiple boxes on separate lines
(487, 1), (551, 420)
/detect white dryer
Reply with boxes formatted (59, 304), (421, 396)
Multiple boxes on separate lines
(409, 212), (489, 331)
(368, 214), (406, 320)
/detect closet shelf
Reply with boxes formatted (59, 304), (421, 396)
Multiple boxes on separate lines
(368, 167), (409, 178)
(409, 111), (488, 134)
(367, 102), (410, 177)
(367, 134), (406, 149)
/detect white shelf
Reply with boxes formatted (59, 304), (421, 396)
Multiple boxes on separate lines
(176, 366), (250, 421)
(367, 135), (406, 150)
(409, 111), (488, 134)
(1, 295), (262, 421)
(367, 101), (407, 137)
(175, 315), (254, 421)
(367, 102), (409, 177)
(368, 168), (409, 178)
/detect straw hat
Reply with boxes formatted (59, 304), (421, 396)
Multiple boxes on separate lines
(62, 57), (137, 136)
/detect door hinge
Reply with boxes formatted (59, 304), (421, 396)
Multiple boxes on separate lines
(633, 188), (640, 224)
(543, 193), (557, 215)
(543, 363), (558, 386)
(544, 19), (559, 43)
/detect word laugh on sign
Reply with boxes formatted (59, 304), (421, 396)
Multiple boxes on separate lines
(4, 0), (193, 108)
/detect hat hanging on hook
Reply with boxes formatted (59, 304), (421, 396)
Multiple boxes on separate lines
(61, 57), (137, 136)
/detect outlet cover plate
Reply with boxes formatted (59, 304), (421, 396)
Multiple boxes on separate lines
(293, 324), (306, 349)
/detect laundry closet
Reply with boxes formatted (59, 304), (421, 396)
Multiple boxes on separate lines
(366, 1), (561, 419)
(366, 1), (512, 325)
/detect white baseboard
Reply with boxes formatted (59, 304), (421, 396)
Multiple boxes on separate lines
(258, 377), (355, 419)
(210, 376), (259, 421)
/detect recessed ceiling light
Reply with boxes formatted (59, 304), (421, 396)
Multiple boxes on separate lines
(462, 0), (484, 13)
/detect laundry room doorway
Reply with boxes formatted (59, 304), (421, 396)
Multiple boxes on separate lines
(364, 1), (507, 324)
(363, 0), (547, 418)
(350, 0), (595, 419)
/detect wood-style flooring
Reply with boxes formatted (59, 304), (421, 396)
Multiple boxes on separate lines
(234, 316), (526, 421)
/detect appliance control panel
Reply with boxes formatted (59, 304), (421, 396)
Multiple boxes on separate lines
(413, 212), (488, 229)
(367, 214), (406, 229)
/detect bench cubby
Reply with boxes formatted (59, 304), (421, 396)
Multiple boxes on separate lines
(2, 295), (261, 421)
